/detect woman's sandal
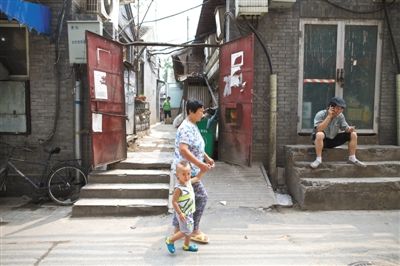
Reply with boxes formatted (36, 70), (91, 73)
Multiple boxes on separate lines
(190, 233), (209, 244)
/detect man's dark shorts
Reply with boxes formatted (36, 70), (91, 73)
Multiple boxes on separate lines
(312, 132), (351, 148)
(164, 110), (171, 118)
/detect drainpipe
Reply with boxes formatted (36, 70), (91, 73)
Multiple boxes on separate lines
(226, 0), (230, 42)
(397, 74), (400, 145)
(74, 80), (82, 164)
(269, 74), (277, 182)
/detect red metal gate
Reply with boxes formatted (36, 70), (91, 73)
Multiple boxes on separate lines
(218, 34), (254, 166)
(86, 31), (127, 168)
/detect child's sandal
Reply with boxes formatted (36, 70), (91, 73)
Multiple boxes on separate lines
(165, 237), (175, 254)
(183, 244), (198, 252)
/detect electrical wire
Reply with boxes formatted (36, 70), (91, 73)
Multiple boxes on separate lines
(141, 0), (209, 24)
(118, 0), (154, 36)
(138, 0), (154, 29)
(41, 0), (68, 145)
(118, 0), (208, 37)
(244, 18), (274, 74)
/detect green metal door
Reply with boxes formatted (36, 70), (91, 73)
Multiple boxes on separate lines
(299, 20), (382, 134)
(343, 25), (378, 130)
(301, 24), (337, 129)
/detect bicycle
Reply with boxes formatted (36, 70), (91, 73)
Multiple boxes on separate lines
(0, 142), (88, 205)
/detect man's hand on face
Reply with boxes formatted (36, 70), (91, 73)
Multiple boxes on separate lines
(328, 106), (336, 118)
(328, 105), (343, 118)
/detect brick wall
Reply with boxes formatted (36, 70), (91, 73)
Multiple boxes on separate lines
(0, 0), (82, 195)
(237, 0), (400, 169)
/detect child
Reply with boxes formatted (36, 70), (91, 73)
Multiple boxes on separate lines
(165, 160), (199, 254)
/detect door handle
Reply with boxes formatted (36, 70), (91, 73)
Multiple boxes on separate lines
(340, 69), (344, 82)
(336, 69), (340, 82)
(336, 68), (344, 87)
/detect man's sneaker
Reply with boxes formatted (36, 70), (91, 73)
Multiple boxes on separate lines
(165, 237), (175, 254)
(347, 159), (366, 168)
(310, 160), (321, 169)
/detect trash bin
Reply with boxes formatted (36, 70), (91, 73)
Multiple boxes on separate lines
(197, 117), (217, 157)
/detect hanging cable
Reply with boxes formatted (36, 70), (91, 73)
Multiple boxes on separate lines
(245, 19), (274, 74)
(40, 0), (69, 145)
(142, 0), (209, 24)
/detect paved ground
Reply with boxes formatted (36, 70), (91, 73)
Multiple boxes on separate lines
(1, 198), (399, 266)
(1, 123), (399, 265)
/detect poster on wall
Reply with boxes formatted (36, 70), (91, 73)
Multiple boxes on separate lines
(94, 70), (108, 99)
(92, 113), (102, 132)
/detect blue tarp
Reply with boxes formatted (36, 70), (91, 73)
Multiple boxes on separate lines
(0, 0), (51, 35)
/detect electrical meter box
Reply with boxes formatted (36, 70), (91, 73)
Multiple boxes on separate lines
(67, 21), (103, 64)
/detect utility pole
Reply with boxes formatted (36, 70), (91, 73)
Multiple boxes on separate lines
(187, 16), (189, 42)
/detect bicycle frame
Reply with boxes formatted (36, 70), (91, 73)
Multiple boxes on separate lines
(5, 149), (55, 190)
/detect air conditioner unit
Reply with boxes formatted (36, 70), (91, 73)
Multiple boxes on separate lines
(86, 0), (118, 20)
(100, 0), (118, 20)
(235, 0), (268, 17)
(269, 0), (296, 9)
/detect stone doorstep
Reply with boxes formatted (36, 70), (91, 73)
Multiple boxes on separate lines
(299, 177), (400, 210)
(80, 183), (169, 198)
(286, 144), (400, 162)
(74, 198), (168, 206)
(71, 198), (168, 217)
(88, 169), (170, 184)
(292, 161), (400, 178)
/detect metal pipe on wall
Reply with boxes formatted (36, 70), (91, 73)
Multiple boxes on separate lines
(226, 0), (230, 42)
(397, 74), (400, 145)
(74, 80), (81, 164)
(269, 74), (277, 182)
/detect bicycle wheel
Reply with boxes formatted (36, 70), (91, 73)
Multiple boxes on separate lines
(47, 164), (87, 205)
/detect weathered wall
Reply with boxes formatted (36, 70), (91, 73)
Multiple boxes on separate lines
(0, 0), (82, 196)
(232, 0), (400, 169)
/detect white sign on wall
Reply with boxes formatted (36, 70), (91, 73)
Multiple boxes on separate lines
(67, 21), (103, 64)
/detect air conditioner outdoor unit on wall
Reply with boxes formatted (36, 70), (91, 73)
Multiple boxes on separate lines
(86, 0), (118, 20)
(235, 0), (268, 17)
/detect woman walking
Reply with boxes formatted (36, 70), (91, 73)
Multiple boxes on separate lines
(171, 99), (214, 244)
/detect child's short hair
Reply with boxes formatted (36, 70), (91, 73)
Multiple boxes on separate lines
(177, 160), (190, 170)
(176, 160), (192, 173)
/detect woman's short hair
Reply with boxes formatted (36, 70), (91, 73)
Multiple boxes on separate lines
(186, 99), (204, 115)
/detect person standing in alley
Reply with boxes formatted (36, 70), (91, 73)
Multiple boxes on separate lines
(163, 96), (172, 123)
(310, 96), (366, 169)
(165, 160), (199, 254)
(171, 99), (214, 244)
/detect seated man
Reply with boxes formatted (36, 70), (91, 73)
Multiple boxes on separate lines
(310, 96), (366, 169)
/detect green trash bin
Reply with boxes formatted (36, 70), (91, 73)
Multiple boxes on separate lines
(197, 117), (217, 157)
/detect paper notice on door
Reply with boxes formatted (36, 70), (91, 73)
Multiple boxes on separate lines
(92, 113), (102, 132)
(94, 70), (108, 99)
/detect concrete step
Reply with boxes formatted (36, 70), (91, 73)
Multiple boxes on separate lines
(298, 177), (400, 210)
(292, 161), (400, 178)
(80, 183), (169, 199)
(89, 169), (170, 184)
(113, 155), (171, 169)
(72, 198), (168, 217)
(284, 144), (400, 210)
(286, 145), (400, 162)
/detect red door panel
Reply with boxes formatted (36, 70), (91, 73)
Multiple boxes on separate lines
(218, 34), (254, 166)
(86, 31), (127, 168)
